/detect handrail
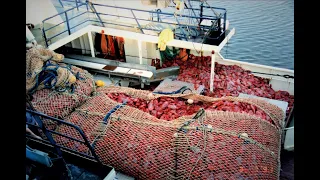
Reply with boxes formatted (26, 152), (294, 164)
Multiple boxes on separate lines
(92, 3), (221, 21)
(26, 109), (102, 164)
(42, 1), (226, 46)
(91, 12), (212, 30)
(42, 3), (86, 22)
(42, 3), (88, 46)
(88, 2), (104, 27)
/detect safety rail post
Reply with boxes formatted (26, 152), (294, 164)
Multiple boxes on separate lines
(223, 11), (227, 33)
(131, 10), (144, 34)
(42, 23), (49, 47)
(199, 2), (204, 26)
(156, 9), (162, 22)
(210, 50), (216, 92)
(58, 0), (64, 7)
(89, 3), (104, 27)
(75, 0), (79, 11)
(26, 111), (63, 157)
(65, 12), (71, 35)
(26, 109), (102, 164)
(86, 0), (89, 11)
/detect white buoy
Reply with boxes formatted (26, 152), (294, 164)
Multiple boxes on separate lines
(173, 133), (178, 138)
(240, 133), (248, 138)
(187, 99), (194, 104)
(148, 93), (155, 99)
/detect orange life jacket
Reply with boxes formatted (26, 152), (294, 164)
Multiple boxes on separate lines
(116, 37), (125, 58)
(100, 30), (108, 55)
(179, 48), (188, 61)
(107, 35), (116, 57)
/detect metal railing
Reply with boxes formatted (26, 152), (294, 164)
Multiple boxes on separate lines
(42, 1), (227, 47)
(26, 109), (102, 164)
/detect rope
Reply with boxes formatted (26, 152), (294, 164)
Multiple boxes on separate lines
(202, 0), (222, 18)
(103, 100), (127, 123)
(29, 58), (85, 94)
(250, 71), (294, 79)
(153, 86), (192, 95)
(90, 100), (127, 149)
(175, 108), (207, 180)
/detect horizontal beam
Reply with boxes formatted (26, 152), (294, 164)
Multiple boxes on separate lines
(217, 28), (235, 51)
(218, 52), (294, 74)
(217, 52), (294, 83)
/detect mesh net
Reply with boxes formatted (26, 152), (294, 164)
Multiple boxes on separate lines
(97, 86), (284, 129)
(31, 65), (96, 130)
(26, 46), (66, 92)
(53, 86), (284, 180)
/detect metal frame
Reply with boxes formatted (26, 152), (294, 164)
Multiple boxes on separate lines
(26, 109), (102, 164)
(42, 1), (227, 47)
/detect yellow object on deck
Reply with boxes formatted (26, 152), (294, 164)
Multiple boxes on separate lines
(95, 80), (105, 87)
(158, 29), (174, 51)
(69, 76), (76, 84)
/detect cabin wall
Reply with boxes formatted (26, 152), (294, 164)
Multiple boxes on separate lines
(124, 39), (161, 65)
(27, 0), (66, 46)
(26, 0), (62, 26)
(68, 33), (91, 55)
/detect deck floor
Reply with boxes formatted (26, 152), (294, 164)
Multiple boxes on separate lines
(280, 150), (294, 180)
(26, 149), (293, 180)
(68, 151), (294, 180)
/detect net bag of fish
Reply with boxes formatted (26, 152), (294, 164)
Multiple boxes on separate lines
(54, 86), (284, 180)
(30, 65), (95, 118)
(26, 47), (96, 130)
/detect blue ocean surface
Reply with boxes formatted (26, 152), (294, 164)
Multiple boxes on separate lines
(207, 0), (294, 70)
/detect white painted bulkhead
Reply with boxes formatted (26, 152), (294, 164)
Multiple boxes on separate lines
(27, 0), (67, 46)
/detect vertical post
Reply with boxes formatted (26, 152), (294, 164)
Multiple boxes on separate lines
(75, 0), (79, 11)
(65, 12), (71, 35)
(223, 12), (227, 32)
(42, 22), (49, 47)
(199, 3), (203, 26)
(138, 40), (143, 64)
(131, 10), (144, 34)
(210, 50), (216, 92)
(90, 3), (105, 27)
(58, 0), (64, 8)
(86, 0), (89, 11)
(88, 31), (95, 57)
(156, 9), (161, 22)
(79, 36), (86, 54)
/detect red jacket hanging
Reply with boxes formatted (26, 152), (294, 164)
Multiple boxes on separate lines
(100, 30), (108, 56)
(116, 37), (125, 58)
(107, 35), (115, 57)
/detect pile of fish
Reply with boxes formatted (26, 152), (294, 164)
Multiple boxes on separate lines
(158, 54), (294, 117)
(106, 93), (272, 123)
